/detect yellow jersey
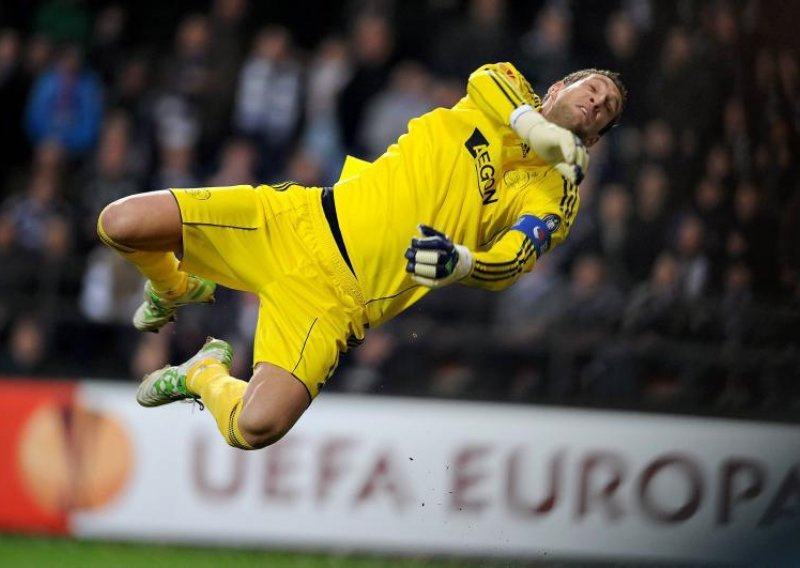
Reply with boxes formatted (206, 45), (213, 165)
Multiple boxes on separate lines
(333, 62), (580, 326)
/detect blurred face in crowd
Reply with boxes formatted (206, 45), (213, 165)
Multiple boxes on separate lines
(676, 216), (704, 256)
(57, 44), (82, 76)
(541, 74), (623, 146)
(255, 27), (290, 61)
(177, 15), (210, 56)
(0, 30), (20, 68)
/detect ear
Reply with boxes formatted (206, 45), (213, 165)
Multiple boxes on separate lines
(541, 81), (566, 112)
(547, 80), (566, 97)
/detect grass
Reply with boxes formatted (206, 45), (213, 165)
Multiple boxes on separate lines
(0, 534), (535, 568)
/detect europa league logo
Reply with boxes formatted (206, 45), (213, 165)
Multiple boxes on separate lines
(17, 404), (133, 513)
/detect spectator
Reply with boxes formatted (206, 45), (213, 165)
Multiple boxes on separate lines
(433, 0), (513, 81)
(726, 181), (780, 298)
(672, 213), (711, 300)
(779, 187), (800, 302)
(0, 316), (55, 375)
(303, 36), (352, 183)
(233, 25), (303, 179)
(626, 163), (674, 281)
(205, 0), (249, 145)
(545, 254), (626, 398)
(580, 183), (635, 288)
(597, 8), (651, 124)
(620, 252), (695, 403)
(0, 214), (36, 330)
(1, 169), (72, 255)
(516, 3), (574, 91)
(24, 42), (103, 157)
(692, 177), (731, 287)
(337, 12), (394, 156)
(358, 61), (435, 160)
(205, 136), (258, 187)
(78, 111), (141, 247)
(0, 30), (31, 191)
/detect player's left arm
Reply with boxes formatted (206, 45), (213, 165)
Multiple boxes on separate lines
(467, 62), (589, 185)
(405, 213), (565, 291)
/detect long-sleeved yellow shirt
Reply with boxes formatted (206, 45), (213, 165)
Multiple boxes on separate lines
(333, 62), (580, 326)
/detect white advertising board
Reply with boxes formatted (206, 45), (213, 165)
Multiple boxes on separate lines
(72, 382), (800, 564)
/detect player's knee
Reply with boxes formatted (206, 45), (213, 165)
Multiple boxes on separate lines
(97, 200), (135, 248)
(237, 407), (293, 449)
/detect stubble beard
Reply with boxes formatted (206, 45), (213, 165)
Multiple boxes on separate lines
(545, 100), (589, 141)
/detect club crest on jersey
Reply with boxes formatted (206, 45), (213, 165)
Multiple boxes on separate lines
(185, 188), (211, 200)
(464, 128), (498, 205)
(543, 214), (561, 233)
(504, 169), (537, 190)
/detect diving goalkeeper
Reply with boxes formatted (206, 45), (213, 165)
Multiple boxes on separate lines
(97, 62), (625, 449)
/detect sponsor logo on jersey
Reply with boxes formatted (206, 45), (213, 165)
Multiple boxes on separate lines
(464, 128), (498, 205)
(521, 142), (530, 158)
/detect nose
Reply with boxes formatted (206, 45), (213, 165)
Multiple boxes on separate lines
(590, 92), (606, 111)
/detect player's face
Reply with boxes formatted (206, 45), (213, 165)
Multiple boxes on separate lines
(542, 74), (622, 147)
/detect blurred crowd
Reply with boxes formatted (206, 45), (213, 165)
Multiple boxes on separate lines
(0, 0), (798, 415)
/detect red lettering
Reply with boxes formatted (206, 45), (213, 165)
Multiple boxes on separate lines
(506, 448), (562, 517)
(316, 437), (355, 503)
(192, 437), (244, 498)
(639, 454), (702, 523)
(718, 458), (765, 525)
(578, 452), (625, 521)
(451, 446), (491, 513)
(354, 451), (409, 509)
(264, 437), (300, 502)
(759, 466), (800, 527)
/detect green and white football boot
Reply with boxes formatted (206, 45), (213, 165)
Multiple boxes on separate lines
(133, 275), (216, 332)
(136, 337), (233, 407)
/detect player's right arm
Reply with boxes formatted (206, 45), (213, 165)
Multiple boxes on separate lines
(466, 63), (588, 185)
(404, 213), (563, 292)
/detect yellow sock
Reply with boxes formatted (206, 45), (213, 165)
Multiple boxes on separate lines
(97, 214), (188, 296)
(186, 361), (253, 450)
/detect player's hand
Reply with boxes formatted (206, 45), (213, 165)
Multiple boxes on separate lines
(510, 104), (589, 185)
(405, 225), (474, 288)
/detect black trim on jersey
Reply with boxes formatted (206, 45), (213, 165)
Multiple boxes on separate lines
(559, 177), (578, 228)
(272, 180), (300, 191)
(472, 268), (526, 282)
(365, 285), (418, 305)
(473, 240), (534, 272)
(487, 69), (523, 109)
(292, 317), (318, 374)
(321, 187), (357, 277)
(183, 222), (258, 230)
(474, 257), (530, 278)
(227, 403), (250, 449)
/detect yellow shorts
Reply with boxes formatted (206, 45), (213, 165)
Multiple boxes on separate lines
(170, 184), (367, 398)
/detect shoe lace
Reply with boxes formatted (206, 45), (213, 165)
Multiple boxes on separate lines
(172, 394), (204, 411)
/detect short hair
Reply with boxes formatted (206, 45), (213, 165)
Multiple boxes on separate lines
(559, 69), (627, 135)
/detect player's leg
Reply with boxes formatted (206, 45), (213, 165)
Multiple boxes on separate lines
(97, 190), (215, 331)
(189, 359), (310, 449)
(98, 190), (183, 252)
(137, 336), (310, 449)
(98, 191), (190, 296)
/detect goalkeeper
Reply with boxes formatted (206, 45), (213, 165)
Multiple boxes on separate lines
(97, 63), (625, 449)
